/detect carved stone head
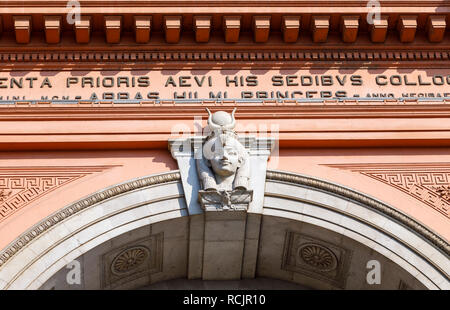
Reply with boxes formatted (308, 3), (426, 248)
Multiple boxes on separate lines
(196, 108), (250, 192)
(207, 133), (242, 177)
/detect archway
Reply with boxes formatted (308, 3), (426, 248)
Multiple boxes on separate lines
(0, 170), (448, 290)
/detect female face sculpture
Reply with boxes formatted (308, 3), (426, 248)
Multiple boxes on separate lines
(208, 136), (241, 177)
(195, 109), (253, 210)
(201, 132), (249, 191)
(197, 108), (250, 192)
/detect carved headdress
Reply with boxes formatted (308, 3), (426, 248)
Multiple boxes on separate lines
(206, 107), (236, 133)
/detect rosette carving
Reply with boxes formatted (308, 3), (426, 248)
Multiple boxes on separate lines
(298, 243), (338, 271)
(111, 246), (150, 275)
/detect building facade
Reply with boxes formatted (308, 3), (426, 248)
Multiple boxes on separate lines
(0, 0), (448, 290)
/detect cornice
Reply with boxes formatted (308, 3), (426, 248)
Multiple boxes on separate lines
(0, 10), (448, 49)
(0, 20), (448, 69)
(0, 1), (448, 8)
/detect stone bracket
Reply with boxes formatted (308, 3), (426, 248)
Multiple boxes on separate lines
(75, 16), (91, 44)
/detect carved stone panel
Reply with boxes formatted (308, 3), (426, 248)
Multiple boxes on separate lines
(101, 233), (163, 289)
(325, 163), (450, 218)
(282, 232), (352, 289)
(198, 189), (253, 211)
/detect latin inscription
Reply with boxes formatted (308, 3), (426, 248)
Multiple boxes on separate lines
(0, 70), (449, 101)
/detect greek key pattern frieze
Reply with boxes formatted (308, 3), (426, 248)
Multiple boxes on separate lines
(325, 163), (450, 218)
(0, 175), (82, 220)
(0, 166), (117, 223)
(361, 171), (450, 217)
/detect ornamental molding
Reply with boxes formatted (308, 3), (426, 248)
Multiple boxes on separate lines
(0, 166), (117, 223)
(0, 3), (447, 59)
(325, 163), (450, 218)
(0, 50), (448, 68)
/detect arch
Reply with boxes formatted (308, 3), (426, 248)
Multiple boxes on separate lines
(263, 171), (449, 289)
(0, 171), (184, 289)
(0, 170), (448, 289)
